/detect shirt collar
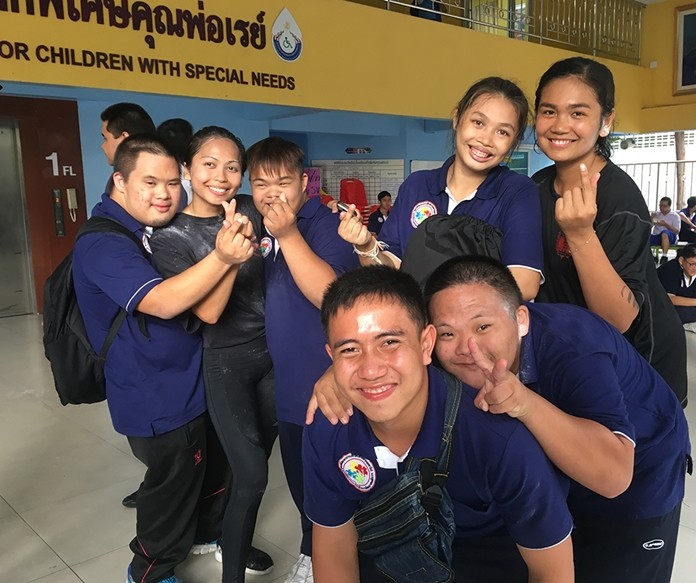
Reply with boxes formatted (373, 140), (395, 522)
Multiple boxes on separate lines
(92, 192), (146, 237)
(517, 322), (538, 386)
(435, 157), (506, 202)
(297, 194), (322, 219)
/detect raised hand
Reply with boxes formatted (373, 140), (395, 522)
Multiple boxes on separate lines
(220, 198), (238, 229)
(555, 163), (600, 240)
(337, 203), (372, 247)
(263, 193), (297, 239)
(469, 337), (532, 419)
(215, 202), (254, 265)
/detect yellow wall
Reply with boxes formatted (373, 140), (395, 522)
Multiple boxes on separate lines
(0, 0), (657, 131)
(641, 0), (696, 132)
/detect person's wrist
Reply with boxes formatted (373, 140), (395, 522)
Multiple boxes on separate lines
(213, 247), (236, 267)
(565, 229), (596, 248)
(354, 238), (376, 253)
(273, 222), (299, 241)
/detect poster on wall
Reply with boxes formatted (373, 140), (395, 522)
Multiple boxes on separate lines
(675, 4), (696, 94)
(312, 159), (404, 205)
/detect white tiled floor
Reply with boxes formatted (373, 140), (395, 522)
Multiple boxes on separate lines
(0, 315), (299, 583)
(0, 313), (695, 582)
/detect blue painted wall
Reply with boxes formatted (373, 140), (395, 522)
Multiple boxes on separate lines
(2, 81), (549, 211)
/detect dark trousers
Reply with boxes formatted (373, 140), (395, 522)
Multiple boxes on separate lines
(359, 535), (528, 583)
(278, 420), (313, 557)
(127, 413), (227, 583)
(203, 340), (277, 583)
(573, 504), (682, 583)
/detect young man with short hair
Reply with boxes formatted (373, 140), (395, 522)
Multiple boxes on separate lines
(367, 190), (391, 236)
(426, 256), (691, 583)
(248, 136), (358, 583)
(650, 196), (681, 264)
(305, 266), (574, 583)
(73, 134), (254, 583)
(678, 196), (696, 243)
(658, 243), (696, 331)
(100, 102), (156, 166)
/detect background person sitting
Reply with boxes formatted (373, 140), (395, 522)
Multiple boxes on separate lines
(678, 196), (696, 244)
(650, 196), (681, 264)
(658, 243), (696, 332)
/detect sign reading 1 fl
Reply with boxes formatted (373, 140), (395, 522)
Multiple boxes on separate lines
(45, 152), (76, 176)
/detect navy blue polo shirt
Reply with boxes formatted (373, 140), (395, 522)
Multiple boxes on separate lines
(304, 366), (573, 549)
(72, 194), (206, 437)
(261, 196), (359, 425)
(519, 302), (690, 519)
(658, 258), (696, 298)
(379, 157), (543, 274)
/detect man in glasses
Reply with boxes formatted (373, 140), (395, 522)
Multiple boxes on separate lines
(658, 243), (696, 332)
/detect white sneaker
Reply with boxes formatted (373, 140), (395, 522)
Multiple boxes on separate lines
(684, 322), (696, 333)
(284, 553), (313, 583)
(190, 540), (217, 555)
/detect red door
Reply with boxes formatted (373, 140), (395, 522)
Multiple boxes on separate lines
(0, 96), (88, 313)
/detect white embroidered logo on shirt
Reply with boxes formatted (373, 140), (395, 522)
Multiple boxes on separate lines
(642, 539), (665, 551)
(338, 453), (376, 492)
(410, 201), (437, 228)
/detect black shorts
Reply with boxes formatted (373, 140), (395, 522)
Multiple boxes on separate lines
(573, 504), (681, 583)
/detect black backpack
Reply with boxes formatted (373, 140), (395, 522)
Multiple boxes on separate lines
(42, 217), (144, 406)
(400, 214), (503, 288)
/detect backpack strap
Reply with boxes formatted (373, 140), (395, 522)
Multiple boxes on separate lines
(76, 217), (150, 353)
(414, 372), (462, 517)
(76, 216), (144, 251)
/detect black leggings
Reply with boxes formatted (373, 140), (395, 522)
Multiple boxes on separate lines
(203, 338), (277, 583)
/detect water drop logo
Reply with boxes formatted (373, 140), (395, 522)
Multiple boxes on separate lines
(272, 8), (303, 62)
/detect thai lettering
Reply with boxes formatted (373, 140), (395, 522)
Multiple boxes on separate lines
(103, 0), (130, 28)
(250, 11), (265, 49)
(66, 0), (104, 24)
(1, 0), (267, 52)
(131, 1), (151, 31)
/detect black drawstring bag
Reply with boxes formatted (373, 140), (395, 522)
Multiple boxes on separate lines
(354, 374), (461, 583)
(400, 214), (503, 288)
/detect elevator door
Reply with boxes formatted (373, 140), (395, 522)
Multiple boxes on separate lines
(0, 121), (33, 317)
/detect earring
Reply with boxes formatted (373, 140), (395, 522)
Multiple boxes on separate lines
(599, 125), (610, 137)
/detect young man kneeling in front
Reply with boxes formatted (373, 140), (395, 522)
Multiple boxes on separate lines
(303, 266), (574, 583)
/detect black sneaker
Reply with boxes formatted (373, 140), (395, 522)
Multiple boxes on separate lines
(121, 490), (138, 508)
(245, 546), (274, 576)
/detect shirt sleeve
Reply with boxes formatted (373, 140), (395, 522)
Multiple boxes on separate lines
(497, 175), (544, 274)
(303, 420), (360, 527)
(595, 207), (652, 310)
(670, 212), (682, 232)
(378, 181), (413, 258)
(544, 352), (636, 442)
(306, 211), (360, 276)
(491, 424), (574, 549)
(76, 233), (162, 315)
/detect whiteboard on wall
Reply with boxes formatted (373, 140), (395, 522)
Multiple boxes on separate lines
(410, 160), (444, 173)
(311, 159), (405, 204)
